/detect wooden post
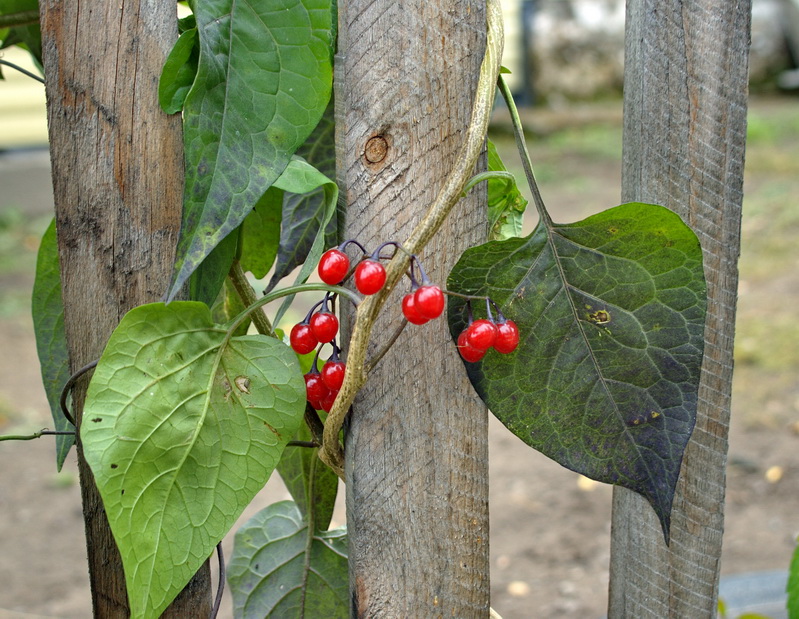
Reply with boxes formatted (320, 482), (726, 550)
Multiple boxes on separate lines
(608, 1), (751, 616)
(39, 0), (212, 615)
(335, 1), (491, 616)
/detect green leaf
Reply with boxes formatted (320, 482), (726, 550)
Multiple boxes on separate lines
(167, 0), (334, 301)
(447, 202), (706, 542)
(227, 501), (348, 618)
(486, 139), (527, 240)
(81, 302), (306, 618)
(188, 226), (238, 307)
(266, 102), (339, 291)
(240, 186), (284, 280)
(265, 157), (339, 327)
(276, 420), (338, 531)
(31, 219), (74, 470)
(788, 537), (799, 618)
(158, 27), (199, 114)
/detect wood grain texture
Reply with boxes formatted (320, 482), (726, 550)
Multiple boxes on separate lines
(39, 0), (211, 615)
(608, 1), (751, 616)
(335, 1), (490, 616)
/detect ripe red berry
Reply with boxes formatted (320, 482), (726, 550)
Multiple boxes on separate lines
(465, 319), (498, 351)
(402, 293), (429, 325)
(457, 330), (486, 363)
(289, 323), (318, 355)
(320, 389), (338, 412)
(318, 249), (350, 285)
(354, 259), (386, 295)
(413, 285), (445, 319)
(321, 360), (346, 391)
(304, 372), (330, 409)
(310, 311), (339, 343)
(494, 319), (520, 354)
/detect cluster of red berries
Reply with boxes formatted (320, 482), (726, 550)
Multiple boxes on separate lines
(456, 300), (520, 362)
(289, 240), (520, 410)
(303, 344), (346, 412)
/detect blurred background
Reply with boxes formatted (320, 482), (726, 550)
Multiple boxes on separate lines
(1, 1), (798, 617)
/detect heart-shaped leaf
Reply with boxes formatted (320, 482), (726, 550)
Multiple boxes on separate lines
(31, 219), (74, 470)
(447, 202), (706, 541)
(227, 501), (348, 618)
(81, 302), (306, 618)
(167, 0), (334, 301)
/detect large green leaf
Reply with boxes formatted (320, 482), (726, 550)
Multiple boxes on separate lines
(240, 186), (284, 280)
(486, 139), (527, 240)
(228, 501), (348, 618)
(266, 102), (339, 291)
(31, 219), (74, 470)
(167, 0), (334, 301)
(81, 302), (306, 618)
(447, 202), (706, 541)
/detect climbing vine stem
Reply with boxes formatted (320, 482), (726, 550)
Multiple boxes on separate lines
(319, 0), (505, 476)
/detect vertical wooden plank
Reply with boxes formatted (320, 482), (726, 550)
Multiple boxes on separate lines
(39, 0), (212, 615)
(335, 1), (490, 616)
(609, 1), (751, 616)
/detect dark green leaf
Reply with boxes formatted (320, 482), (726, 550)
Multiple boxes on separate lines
(447, 202), (706, 542)
(276, 421), (338, 532)
(240, 187), (283, 280)
(486, 139), (527, 240)
(266, 102), (339, 291)
(228, 501), (348, 618)
(31, 219), (73, 470)
(788, 537), (799, 618)
(158, 27), (199, 114)
(188, 226), (238, 307)
(81, 302), (306, 618)
(167, 0), (334, 301)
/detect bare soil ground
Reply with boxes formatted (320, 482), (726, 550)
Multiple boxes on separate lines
(1, 96), (798, 619)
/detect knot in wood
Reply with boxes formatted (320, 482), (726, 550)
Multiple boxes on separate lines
(364, 135), (388, 164)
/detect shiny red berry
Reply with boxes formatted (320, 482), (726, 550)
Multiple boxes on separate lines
(318, 248), (350, 285)
(289, 323), (318, 355)
(413, 285), (445, 319)
(457, 330), (485, 363)
(304, 372), (330, 409)
(310, 311), (339, 343)
(466, 319), (498, 351)
(354, 259), (386, 295)
(320, 389), (338, 412)
(321, 360), (346, 391)
(494, 319), (520, 354)
(402, 293), (429, 325)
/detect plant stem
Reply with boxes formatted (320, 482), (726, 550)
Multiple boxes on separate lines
(0, 430), (75, 442)
(0, 10), (39, 28)
(0, 60), (45, 84)
(228, 260), (274, 336)
(496, 74), (552, 227)
(364, 320), (407, 374)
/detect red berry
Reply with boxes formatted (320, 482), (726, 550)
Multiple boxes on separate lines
(304, 372), (330, 408)
(494, 319), (520, 354)
(310, 311), (339, 343)
(289, 323), (318, 355)
(413, 285), (445, 319)
(318, 249), (350, 285)
(457, 330), (485, 363)
(354, 259), (386, 295)
(321, 360), (346, 391)
(466, 319), (498, 351)
(402, 293), (429, 325)
(320, 389), (338, 412)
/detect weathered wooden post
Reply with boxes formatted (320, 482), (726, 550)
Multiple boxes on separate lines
(609, 1), (751, 616)
(39, 0), (212, 615)
(335, 0), (491, 615)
